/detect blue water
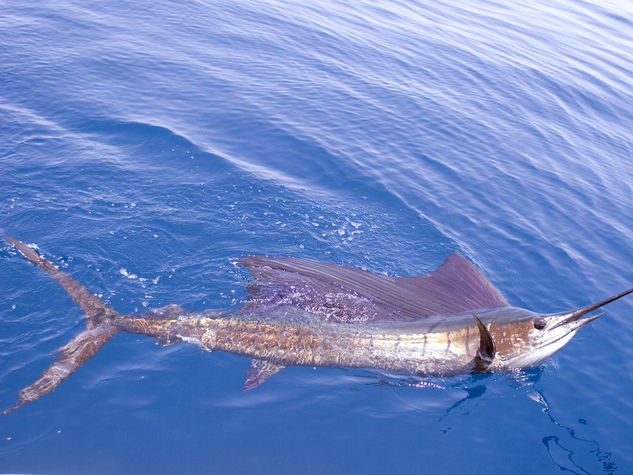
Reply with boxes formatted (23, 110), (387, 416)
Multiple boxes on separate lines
(2, 0), (633, 473)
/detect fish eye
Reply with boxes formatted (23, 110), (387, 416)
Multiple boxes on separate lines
(533, 317), (547, 330)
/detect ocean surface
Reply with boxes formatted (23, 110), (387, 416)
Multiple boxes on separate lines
(1, 1), (633, 473)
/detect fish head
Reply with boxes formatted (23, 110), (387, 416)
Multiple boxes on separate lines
(490, 310), (602, 369)
(489, 287), (633, 369)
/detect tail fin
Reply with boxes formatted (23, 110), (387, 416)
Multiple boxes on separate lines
(3, 236), (120, 414)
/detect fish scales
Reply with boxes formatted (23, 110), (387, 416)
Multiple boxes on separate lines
(117, 312), (479, 374)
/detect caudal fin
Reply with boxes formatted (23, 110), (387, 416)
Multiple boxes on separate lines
(3, 236), (120, 414)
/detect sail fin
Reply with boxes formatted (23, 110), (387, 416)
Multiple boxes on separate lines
(240, 252), (508, 321)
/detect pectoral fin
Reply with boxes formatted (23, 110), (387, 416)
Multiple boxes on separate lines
(473, 314), (496, 372)
(243, 359), (285, 391)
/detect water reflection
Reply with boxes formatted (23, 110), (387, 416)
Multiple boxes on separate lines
(488, 369), (615, 474)
(369, 368), (616, 474)
(437, 384), (487, 423)
(506, 369), (616, 474)
(530, 390), (617, 474)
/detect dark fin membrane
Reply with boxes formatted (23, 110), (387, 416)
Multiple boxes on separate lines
(473, 314), (496, 372)
(239, 252), (508, 322)
(3, 236), (121, 413)
(243, 358), (285, 391)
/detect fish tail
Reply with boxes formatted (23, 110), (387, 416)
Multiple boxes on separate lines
(3, 236), (121, 414)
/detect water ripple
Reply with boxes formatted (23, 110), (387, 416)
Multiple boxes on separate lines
(2, 0), (633, 473)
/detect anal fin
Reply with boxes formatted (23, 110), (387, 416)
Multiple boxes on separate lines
(243, 359), (285, 391)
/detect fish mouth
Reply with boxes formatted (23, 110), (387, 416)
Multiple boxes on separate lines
(549, 286), (633, 330)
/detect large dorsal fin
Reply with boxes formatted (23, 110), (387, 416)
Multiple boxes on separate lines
(398, 251), (508, 314)
(239, 252), (508, 321)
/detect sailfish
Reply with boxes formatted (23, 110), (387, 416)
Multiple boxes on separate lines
(2, 235), (632, 414)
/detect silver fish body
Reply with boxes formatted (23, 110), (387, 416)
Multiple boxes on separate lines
(117, 305), (540, 376)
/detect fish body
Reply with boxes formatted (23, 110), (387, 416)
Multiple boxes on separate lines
(3, 236), (631, 413)
(118, 306), (533, 376)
